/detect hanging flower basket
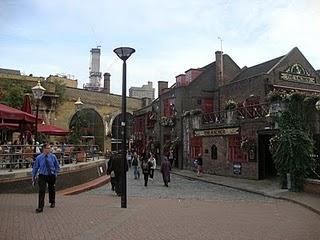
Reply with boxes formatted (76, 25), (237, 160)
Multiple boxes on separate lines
(160, 116), (175, 127)
(267, 90), (286, 102)
(240, 138), (256, 151)
(225, 99), (237, 110)
(190, 108), (202, 116)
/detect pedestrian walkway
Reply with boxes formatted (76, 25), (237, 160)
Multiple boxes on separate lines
(172, 169), (320, 215)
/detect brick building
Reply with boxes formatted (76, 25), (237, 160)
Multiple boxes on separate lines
(0, 69), (143, 152)
(133, 47), (320, 179)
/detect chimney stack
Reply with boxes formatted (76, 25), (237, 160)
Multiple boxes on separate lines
(158, 81), (168, 97)
(103, 72), (111, 93)
(215, 51), (224, 87)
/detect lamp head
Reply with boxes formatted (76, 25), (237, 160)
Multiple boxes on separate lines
(113, 47), (135, 61)
(32, 81), (46, 100)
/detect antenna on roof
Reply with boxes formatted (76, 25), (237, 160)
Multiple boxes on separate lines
(217, 36), (223, 52)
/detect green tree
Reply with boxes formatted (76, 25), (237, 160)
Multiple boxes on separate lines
(1, 83), (26, 109)
(68, 111), (88, 145)
(271, 93), (316, 191)
(52, 79), (66, 105)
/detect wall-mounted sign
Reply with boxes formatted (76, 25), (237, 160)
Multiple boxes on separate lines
(233, 162), (242, 175)
(194, 127), (239, 137)
(280, 63), (315, 83)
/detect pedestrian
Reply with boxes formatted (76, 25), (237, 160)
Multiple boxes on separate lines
(160, 156), (171, 187)
(32, 143), (60, 213)
(107, 152), (125, 196)
(141, 158), (152, 187)
(106, 156), (116, 191)
(126, 150), (132, 169)
(148, 153), (156, 180)
(168, 149), (174, 167)
(196, 153), (203, 177)
(132, 152), (140, 179)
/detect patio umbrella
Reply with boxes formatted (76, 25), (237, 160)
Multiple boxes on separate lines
(38, 124), (70, 136)
(21, 95), (32, 114)
(0, 103), (39, 123)
(20, 95), (33, 139)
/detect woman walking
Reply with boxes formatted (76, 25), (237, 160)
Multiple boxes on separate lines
(160, 156), (171, 187)
(132, 152), (140, 179)
(148, 153), (156, 180)
(141, 158), (152, 187)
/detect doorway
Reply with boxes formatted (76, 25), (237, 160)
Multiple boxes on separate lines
(258, 133), (277, 179)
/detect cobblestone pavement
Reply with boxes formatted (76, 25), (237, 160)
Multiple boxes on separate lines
(1, 169), (320, 240)
(87, 169), (274, 202)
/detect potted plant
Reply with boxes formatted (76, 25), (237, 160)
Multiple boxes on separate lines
(240, 138), (256, 152)
(225, 99), (237, 123)
(224, 99), (237, 111)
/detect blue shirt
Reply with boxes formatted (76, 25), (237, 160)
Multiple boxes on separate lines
(32, 153), (60, 180)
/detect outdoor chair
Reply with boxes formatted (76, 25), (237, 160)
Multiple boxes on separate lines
(63, 147), (74, 164)
(22, 147), (34, 168)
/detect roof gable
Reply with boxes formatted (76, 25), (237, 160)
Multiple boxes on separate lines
(232, 55), (284, 82)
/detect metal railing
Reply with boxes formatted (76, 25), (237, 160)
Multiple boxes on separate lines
(0, 144), (103, 172)
(201, 103), (269, 125)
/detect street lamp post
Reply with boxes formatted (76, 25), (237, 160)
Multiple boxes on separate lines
(32, 81), (46, 155)
(114, 47), (135, 208)
(74, 97), (83, 153)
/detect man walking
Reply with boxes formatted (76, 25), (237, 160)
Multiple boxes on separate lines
(32, 143), (60, 213)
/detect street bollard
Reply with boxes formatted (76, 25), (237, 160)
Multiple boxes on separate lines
(286, 173), (291, 190)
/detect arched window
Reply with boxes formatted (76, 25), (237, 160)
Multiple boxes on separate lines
(211, 144), (217, 160)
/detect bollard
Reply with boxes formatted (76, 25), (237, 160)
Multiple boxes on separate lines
(286, 173), (291, 190)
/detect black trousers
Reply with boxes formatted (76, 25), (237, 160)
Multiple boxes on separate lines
(38, 174), (56, 209)
(114, 173), (122, 195)
(143, 173), (149, 186)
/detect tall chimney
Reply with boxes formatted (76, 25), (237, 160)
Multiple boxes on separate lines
(215, 51), (224, 87)
(103, 72), (111, 93)
(158, 81), (168, 97)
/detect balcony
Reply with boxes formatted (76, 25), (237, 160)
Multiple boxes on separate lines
(201, 103), (269, 126)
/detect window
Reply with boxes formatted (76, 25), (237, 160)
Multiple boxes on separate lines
(228, 135), (247, 162)
(202, 98), (214, 113)
(190, 136), (202, 158)
(211, 144), (217, 160)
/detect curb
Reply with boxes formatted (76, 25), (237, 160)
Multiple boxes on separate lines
(58, 175), (110, 196)
(172, 171), (320, 216)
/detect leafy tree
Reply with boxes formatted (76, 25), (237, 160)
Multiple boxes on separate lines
(52, 79), (66, 105)
(68, 111), (88, 145)
(1, 83), (26, 109)
(270, 93), (316, 191)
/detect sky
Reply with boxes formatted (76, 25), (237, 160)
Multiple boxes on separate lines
(0, 0), (320, 96)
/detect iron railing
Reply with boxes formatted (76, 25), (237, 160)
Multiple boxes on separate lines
(0, 144), (103, 172)
(201, 103), (269, 125)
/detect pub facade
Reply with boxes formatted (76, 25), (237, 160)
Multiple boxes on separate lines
(133, 47), (320, 179)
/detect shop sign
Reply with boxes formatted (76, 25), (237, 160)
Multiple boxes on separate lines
(280, 72), (315, 83)
(194, 127), (239, 137)
(280, 63), (315, 83)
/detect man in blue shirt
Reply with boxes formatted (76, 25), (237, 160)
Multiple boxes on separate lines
(32, 143), (60, 213)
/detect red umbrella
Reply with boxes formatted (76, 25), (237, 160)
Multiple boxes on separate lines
(38, 124), (70, 136)
(0, 103), (39, 123)
(21, 95), (32, 114)
(20, 95), (33, 135)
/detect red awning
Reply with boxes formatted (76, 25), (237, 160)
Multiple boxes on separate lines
(38, 124), (70, 136)
(0, 123), (19, 130)
(0, 103), (38, 123)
